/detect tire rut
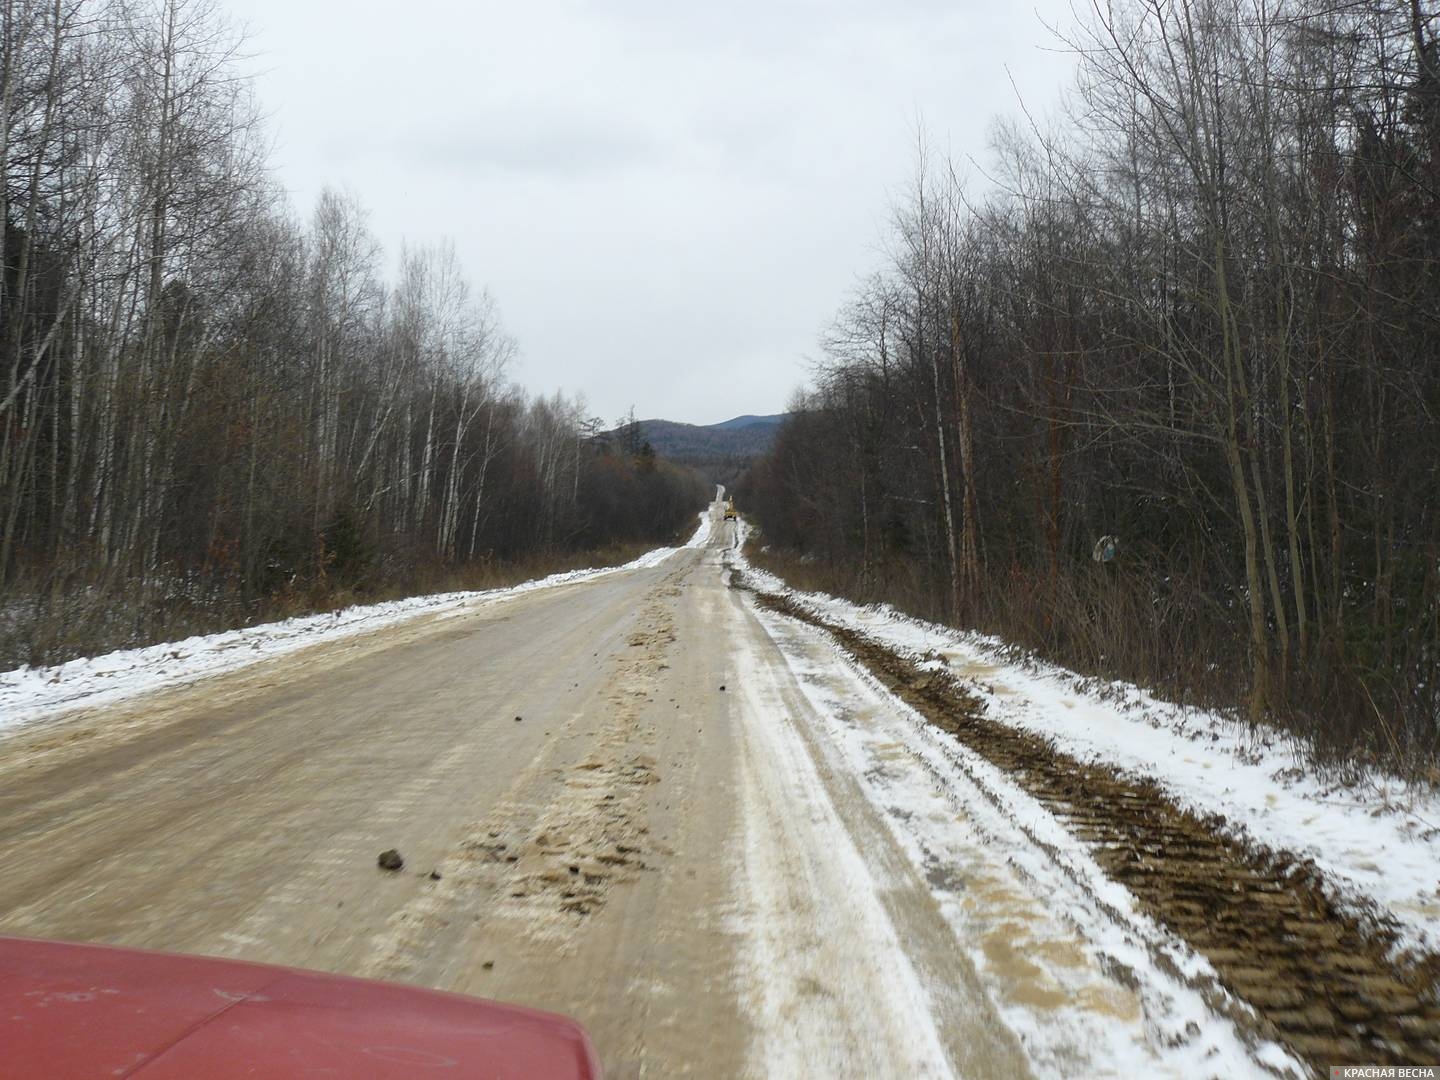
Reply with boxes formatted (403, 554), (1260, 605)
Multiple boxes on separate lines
(740, 580), (1440, 1073)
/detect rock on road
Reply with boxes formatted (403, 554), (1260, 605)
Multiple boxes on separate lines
(0, 501), (1254, 1078)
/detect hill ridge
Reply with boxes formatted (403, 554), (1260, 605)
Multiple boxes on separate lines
(607, 413), (787, 485)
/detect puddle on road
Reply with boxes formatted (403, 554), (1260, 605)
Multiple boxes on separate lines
(982, 926), (1066, 1010)
(1074, 985), (1143, 1022)
(1030, 939), (1088, 969)
(945, 863), (1146, 1028)
(977, 907), (1141, 1020)
(964, 876), (1042, 921)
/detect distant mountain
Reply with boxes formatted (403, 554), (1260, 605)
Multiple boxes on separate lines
(637, 415), (785, 458)
(707, 413), (787, 432)
(602, 413), (787, 485)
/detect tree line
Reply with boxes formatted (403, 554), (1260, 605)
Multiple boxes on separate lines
(1, 0), (705, 666)
(740, 0), (1440, 768)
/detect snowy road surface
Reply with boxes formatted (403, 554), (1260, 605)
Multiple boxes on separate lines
(0, 500), (1300, 1077)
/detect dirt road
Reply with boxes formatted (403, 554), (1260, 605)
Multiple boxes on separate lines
(0, 503), (1284, 1077)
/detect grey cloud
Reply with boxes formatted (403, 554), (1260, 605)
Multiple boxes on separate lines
(376, 110), (664, 178)
(231, 0), (1079, 423)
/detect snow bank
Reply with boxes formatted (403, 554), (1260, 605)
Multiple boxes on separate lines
(732, 522), (1440, 959)
(685, 504), (714, 549)
(0, 515), (711, 735)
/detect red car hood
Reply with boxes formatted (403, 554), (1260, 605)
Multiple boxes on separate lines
(0, 936), (601, 1078)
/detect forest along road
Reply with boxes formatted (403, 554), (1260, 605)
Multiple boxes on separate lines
(0, 500), (1282, 1078)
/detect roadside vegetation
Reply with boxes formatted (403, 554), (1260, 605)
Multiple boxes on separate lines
(0, 0), (706, 669)
(738, 0), (1440, 775)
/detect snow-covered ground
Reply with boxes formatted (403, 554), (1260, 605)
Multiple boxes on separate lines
(0, 513), (713, 736)
(733, 596), (1302, 1077)
(731, 522), (1440, 963)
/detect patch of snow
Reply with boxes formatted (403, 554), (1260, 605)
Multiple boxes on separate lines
(684, 505), (714, 549)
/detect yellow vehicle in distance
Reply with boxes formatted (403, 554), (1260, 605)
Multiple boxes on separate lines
(724, 497), (737, 521)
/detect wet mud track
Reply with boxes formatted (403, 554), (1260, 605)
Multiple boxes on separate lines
(742, 581), (1440, 1072)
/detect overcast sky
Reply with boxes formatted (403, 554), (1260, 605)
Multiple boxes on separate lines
(224, 0), (1077, 426)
